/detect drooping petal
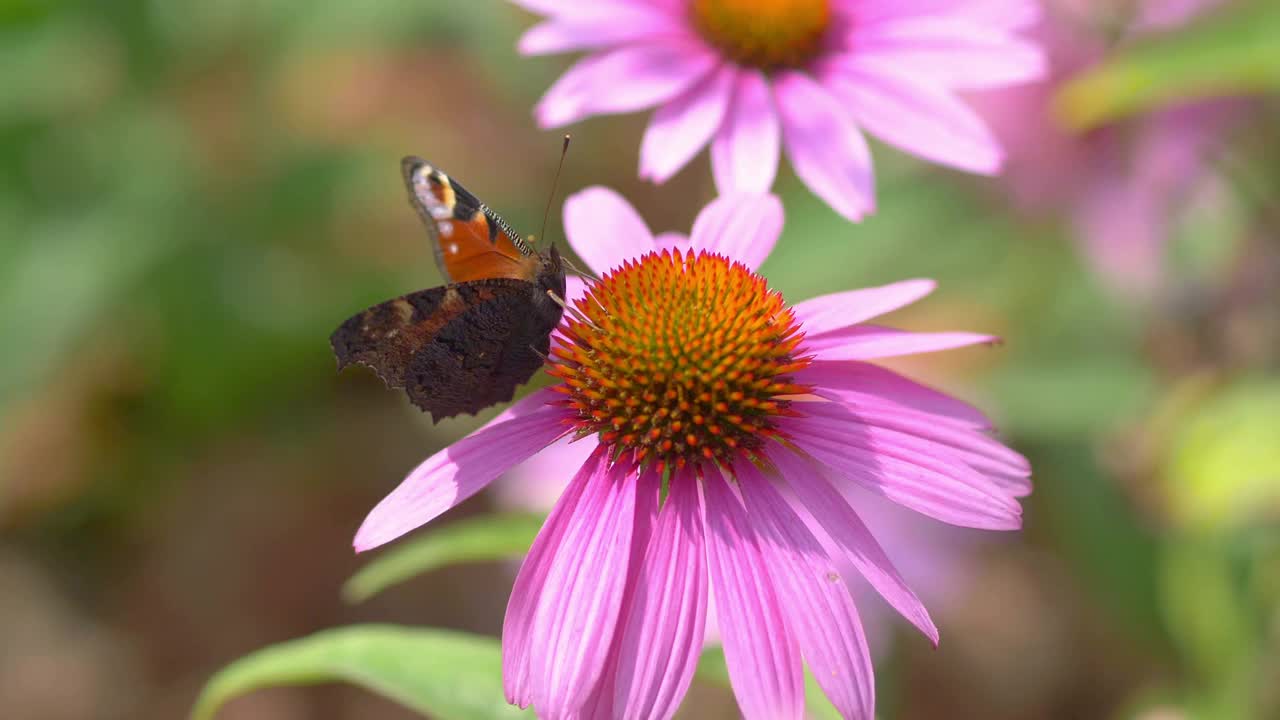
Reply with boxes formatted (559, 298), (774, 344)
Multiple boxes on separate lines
(353, 390), (569, 552)
(797, 360), (993, 428)
(492, 433), (599, 511)
(528, 460), (640, 716)
(736, 462), (875, 720)
(846, 18), (1045, 89)
(770, 446), (938, 644)
(640, 64), (736, 184)
(503, 445), (608, 707)
(773, 71), (875, 221)
(801, 324), (998, 361)
(519, 5), (689, 56)
(577, 465), (662, 720)
(848, 0), (1040, 30)
(687, 193), (783, 272)
(783, 409), (1022, 530)
(612, 469), (708, 720)
(652, 231), (688, 254)
(809, 396), (1031, 488)
(821, 59), (1004, 174)
(535, 41), (720, 128)
(702, 471), (804, 720)
(564, 186), (655, 276)
(710, 70), (780, 194)
(792, 279), (936, 336)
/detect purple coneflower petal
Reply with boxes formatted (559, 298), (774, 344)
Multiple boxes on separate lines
(703, 472), (805, 720)
(640, 64), (735, 184)
(710, 69), (780, 195)
(821, 59), (1002, 174)
(784, 408), (1022, 530)
(773, 71), (875, 221)
(770, 447), (939, 645)
(688, 193), (783, 273)
(353, 390), (569, 552)
(801, 324), (997, 361)
(612, 469), (708, 720)
(527, 459), (643, 716)
(519, 5), (688, 56)
(652, 232), (687, 254)
(736, 462), (875, 720)
(797, 361), (992, 428)
(535, 41), (719, 128)
(814, 398), (1031, 487)
(792, 279), (936, 335)
(503, 445), (607, 707)
(564, 186), (656, 276)
(846, 17), (1045, 90)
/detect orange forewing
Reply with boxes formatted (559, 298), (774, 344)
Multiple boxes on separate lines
(401, 156), (540, 283)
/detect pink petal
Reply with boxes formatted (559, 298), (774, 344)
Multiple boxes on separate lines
(797, 360), (993, 428)
(652, 231), (687, 254)
(735, 462), (875, 720)
(612, 469), (708, 720)
(801, 324), (998, 361)
(821, 60), (1004, 174)
(773, 71), (875, 221)
(793, 279), (936, 336)
(528, 460), (641, 716)
(563, 186), (655, 276)
(784, 410), (1022, 530)
(518, 7), (689, 56)
(640, 63), (736, 183)
(847, 18), (1045, 90)
(702, 471), (804, 720)
(535, 41), (719, 128)
(503, 445), (608, 707)
(687, 193), (783, 272)
(353, 390), (568, 552)
(849, 0), (1039, 29)
(578, 465), (662, 720)
(492, 434), (599, 512)
(811, 397), (1031, 487)
(710, 69), (780, 194)
(770, 446), (939, 645)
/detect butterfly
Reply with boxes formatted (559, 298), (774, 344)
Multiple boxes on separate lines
(330, 157), (566, 423)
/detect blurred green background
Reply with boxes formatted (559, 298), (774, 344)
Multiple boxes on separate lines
(1, 1), (1277, 719)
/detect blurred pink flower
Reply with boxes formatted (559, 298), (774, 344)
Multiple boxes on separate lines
(976, 0), (1237, 297)
(353, 191), (1031, 719)
(513, 0), (1045, 221)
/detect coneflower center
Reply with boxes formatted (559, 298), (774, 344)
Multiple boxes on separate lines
(692, 0), (831, 70)
(550, 249), (811, 470)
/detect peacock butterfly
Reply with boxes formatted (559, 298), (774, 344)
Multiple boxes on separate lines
(330, 157), (566, 423)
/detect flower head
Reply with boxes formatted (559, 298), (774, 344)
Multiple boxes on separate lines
(977, 0), (1239, 297)
(353, 191), (1032, 719)
(514, 0), (1045, 220)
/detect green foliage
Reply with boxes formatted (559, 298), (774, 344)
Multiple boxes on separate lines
(344, 513), (545, 603)
(190, 625), (531, 720)
(1058, 0), (1280, 129)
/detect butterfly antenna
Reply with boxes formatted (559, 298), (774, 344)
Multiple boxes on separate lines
(536, 134), (572, 250)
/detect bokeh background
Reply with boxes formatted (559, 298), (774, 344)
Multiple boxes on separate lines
(1, 1), (1277, 718)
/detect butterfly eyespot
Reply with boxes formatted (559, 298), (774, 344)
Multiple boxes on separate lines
(447, 242), (460, 255)
(439, 221), (453, 238)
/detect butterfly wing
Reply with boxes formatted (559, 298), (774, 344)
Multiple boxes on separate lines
(330, 278), (563, 422)
(401, 157), (540, 283)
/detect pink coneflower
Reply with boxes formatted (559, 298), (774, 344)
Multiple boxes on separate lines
(353, 191), (1032, 719)
(512, 0), (1045, 221)
(977, 0), (1238, 297)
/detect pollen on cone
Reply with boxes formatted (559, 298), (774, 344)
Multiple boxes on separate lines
(551, 249), (811, 468)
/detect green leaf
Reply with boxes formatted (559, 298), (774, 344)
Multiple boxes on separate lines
(343, 513), (545, 603)
(1056, 0), (1280, 130)
(695, 646), (842, 719)
(190, 625), (530, 720)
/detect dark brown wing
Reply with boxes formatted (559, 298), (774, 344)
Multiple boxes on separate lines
(330, 278), (564, 422)
(401, 157), (540, 283)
